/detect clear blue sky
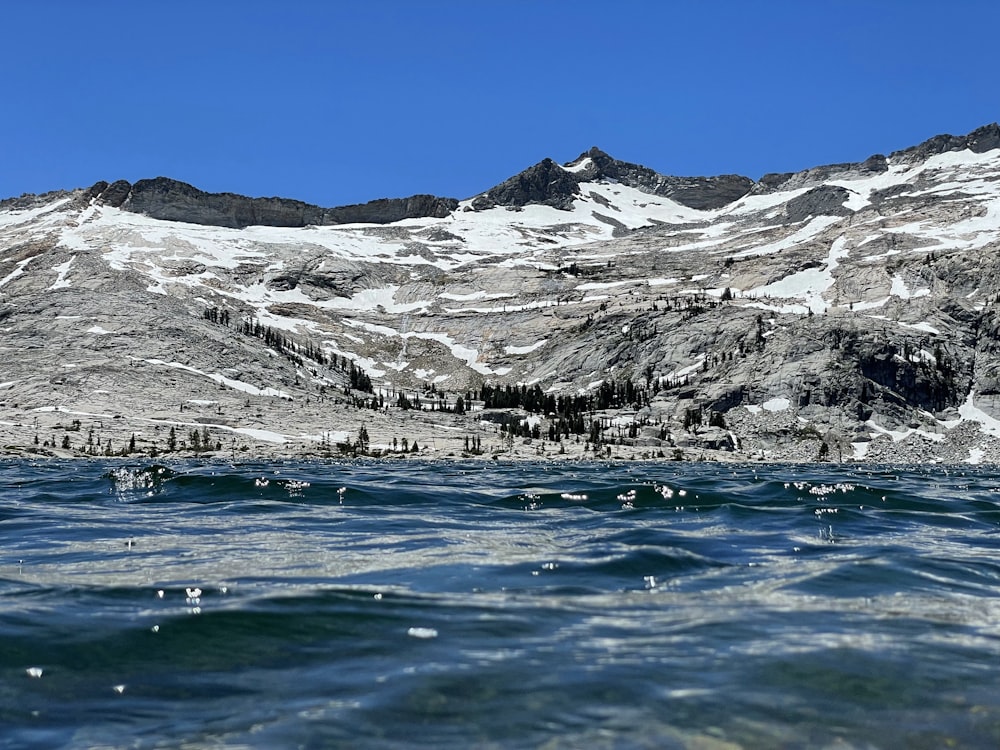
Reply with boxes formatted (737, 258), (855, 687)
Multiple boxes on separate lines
(3, 1), (998, 206)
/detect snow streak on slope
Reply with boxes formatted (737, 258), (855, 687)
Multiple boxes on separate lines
(748, 236), (850, 314)
(2, 136), (1000, 411)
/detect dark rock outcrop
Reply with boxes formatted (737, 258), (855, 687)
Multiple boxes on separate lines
(573, 147), (753, 210)
(892, 122), (1000, 163)
(88, 177), (458, 229)
(758, 154), (888, 194)
(324, 194), (457, 224)
(0, 189), (73, 211)
(471, 158), (581, 211)
(758, 122), (1000, 194)
(784, 185), (853, 222)
(471, 147), (753, 213)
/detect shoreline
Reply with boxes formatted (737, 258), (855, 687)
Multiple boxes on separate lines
(4, 391), (1000, 466)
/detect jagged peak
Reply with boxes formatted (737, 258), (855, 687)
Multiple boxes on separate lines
(472, 146), (753, 213)
(471, 157), (581, 211)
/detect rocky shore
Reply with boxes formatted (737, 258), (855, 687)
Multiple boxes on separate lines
(4, 388), (999, 465)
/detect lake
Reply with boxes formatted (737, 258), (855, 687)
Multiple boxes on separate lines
(2, 459), (999, 748)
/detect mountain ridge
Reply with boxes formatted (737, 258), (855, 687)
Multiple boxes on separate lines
(4, 121), (998, 226)
(2, 122), (1000, 463)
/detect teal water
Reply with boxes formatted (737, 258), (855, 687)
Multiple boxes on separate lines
(2, 460), (999, 749)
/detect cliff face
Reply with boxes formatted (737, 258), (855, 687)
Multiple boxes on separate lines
(87, 177), (458, 228)
(2, 123), (1000, 463)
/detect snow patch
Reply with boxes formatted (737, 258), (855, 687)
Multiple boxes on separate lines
(438, 290), (511, 302)
(504, 340), (547, 355)
(144, 359), (292, 399)
(0, 258), (31, 289)
(575, 280), (633, 291)
(562, 157), (593, 173)
(230, 427), (288, 444)
(733, 216), (841, 259)
(900, 321), (941, 335)
(48, 256), (75, 289)
(762, 397), (790, 412)
(748, 236), (849, 314)
(958, 392), (1000, 437)
(890, 274), (930, 299)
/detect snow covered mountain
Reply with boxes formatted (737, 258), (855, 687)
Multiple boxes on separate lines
(3, 123), (1000, 462)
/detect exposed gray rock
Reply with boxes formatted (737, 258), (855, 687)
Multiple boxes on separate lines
(471, 147), (753, 212)
(784, 185), (854, 222)
(471, 158), (581, 211)
(891, 122), (1000, 163)
(89, 177), (458, 228)
(324, 194), (458, 224)
(756, 153), (889, 194)
(571, 147), (754, 210)
(0, 189), (73, 211)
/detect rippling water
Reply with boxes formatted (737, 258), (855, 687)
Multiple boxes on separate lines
(2, 459), (1000, 749)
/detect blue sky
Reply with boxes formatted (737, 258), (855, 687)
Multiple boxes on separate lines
(3, 1), (998, 206)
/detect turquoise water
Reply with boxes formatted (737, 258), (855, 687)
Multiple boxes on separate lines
(2, 460), (999, 749)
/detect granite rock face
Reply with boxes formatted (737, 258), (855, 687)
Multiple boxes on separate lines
(2, 122), (1000, 463)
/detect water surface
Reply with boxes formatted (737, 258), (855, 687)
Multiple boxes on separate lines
(2, 460), (999, 748)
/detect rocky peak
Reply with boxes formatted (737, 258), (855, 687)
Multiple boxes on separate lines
(570, 146), (754, 210)
(470, 158), (582, 211)
(472, 147), (753, 213)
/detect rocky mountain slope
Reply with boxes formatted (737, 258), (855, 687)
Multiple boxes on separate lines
(2, 124), (1000, 463)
